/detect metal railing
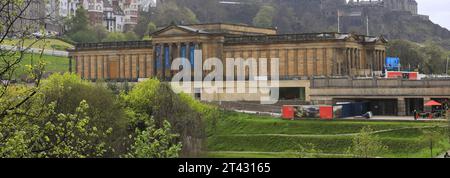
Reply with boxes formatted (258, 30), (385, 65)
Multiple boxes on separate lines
(75, 40), (153, 50)
(224, 33), (373, 44)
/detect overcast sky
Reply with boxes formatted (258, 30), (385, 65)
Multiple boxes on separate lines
(416, 0), (450, 30)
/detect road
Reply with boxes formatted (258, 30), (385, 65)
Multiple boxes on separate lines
(0, 45), (68, 57)
(233, 109), (447, 121)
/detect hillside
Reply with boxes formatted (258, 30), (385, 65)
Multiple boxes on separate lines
(160, 0), (450, 49)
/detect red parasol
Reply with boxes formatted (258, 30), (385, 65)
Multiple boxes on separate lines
(424, 100), (442, 106)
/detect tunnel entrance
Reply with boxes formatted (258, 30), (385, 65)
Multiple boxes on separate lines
(405, 98), (424, 116)
(279, 87), (306, 101)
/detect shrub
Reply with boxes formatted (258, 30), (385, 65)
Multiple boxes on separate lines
(123, 79), (206, 157)
(40, 73), (128, 156)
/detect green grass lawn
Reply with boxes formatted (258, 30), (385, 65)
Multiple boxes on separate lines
(207, 112), (450, 158)
(3, 53), (69, 79)
(3, 38), (73, 51)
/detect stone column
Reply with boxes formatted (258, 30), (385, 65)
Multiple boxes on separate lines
(136, 54), (140, 79)
(116, 55), (119, 79)
(81, 56), (84, 79)
(106, 55), (110, 80)
(374, 50), (378, 70)
(95, 55), (98, 80)
(398, 97), (406, 116)
(129, 54), (133, 81)
(161, 44), (167, 80)
(88, 55), (92, 80)
(323, 48), (327, 76)
(355, 49), (358, 74)
(379, 50), (383, 70)
(357, 49), (360, 70)
(152, 44), (157, 77)
(344, 48), (351, 76)
(68, 56), (72, 73)
(144, 53), (148, 78)
(313, 48), (317, 76)
(102, 55), (106, 79)
(304, 48), (308, 77)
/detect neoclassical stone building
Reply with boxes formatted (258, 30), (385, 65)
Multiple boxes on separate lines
(68, 23), (387, 81)
(68, 23), (387, 102)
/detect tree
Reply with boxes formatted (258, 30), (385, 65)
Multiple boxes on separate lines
(125, 31), (139, 41)
(387, 40), (423, 71)
(0, 97), (111, 158)
(92, 24), (109, 42)
(103, 32), (127, 42)
(146, 22), (157, 35)
(67, 7), (89, 35)
(65, 7), (106, 43)
(123, 79), (206, 157)
(134, 11), (152, 38)
(348, 126), (388, 158)
(252, 5), (276, 28)
(126, 118), (182, 158)
(387, 40), (449, 74)
(420, 42), (448, 74)
(40, 73), (129, 156)
(70, 29), (98, 43)
(447, 110), (450, 143)
(153, 1), (199, 26)
(422, 127), (444, 158)
(1, 0), (47, 123)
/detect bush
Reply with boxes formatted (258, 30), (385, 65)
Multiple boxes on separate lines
(125, 31), (139, 41)
(41, 73), (128, 156)
(70, 30), (98, 43)
(123, 79), (206, 157)
(102, 32), (127, 42)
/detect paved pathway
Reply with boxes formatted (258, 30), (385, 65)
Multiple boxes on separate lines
(208, 151), (355, 158)
(233, 109), (447, 121)
(342, 116), (447, 121)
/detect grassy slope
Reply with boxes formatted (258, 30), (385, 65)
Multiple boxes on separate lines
(7, 53), (69, 79)
(3, 39), (73, 50)
(207, 112), (449, 158)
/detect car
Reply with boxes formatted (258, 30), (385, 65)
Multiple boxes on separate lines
(32, 32), (44, 38)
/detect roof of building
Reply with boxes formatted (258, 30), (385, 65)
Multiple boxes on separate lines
(71, 40), (153, 51)
(224, 33), (388, 44)
(151, 23), (277, 36)
(103, 0), (112, 8)
(113, 1), (125, 16)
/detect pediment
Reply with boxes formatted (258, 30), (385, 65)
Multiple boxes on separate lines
(152, 25), (200, 37)
(156, 28), (193, 36)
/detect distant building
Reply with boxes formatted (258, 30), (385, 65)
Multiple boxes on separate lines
(45, 0), (81, 34)
(15, 0), (46, 34)
(137, 0), (155, 11)
(69, 22), (387, 83)
(81, 0), (104, 25)
(121, 0), (139, 32)
(104, 0), (125, 32)
(384, 0), (417, 15)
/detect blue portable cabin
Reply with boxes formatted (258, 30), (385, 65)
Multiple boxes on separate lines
(336, 102), (369, 118)
(385, 57), (400, 71)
